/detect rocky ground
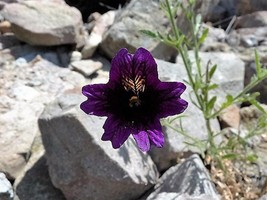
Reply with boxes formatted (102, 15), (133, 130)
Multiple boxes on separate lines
(0, 0), (267, 200)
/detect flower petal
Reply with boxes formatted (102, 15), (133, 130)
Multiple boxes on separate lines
(109, 48), (133, 84)
(133, 130), (150, 152)
(132, 48), (159, 86)
(102, 116), (131, 149)
(147, 120), (164, 148)
(156, 82), (188, 118)
(80, 84), (109, 116)
(109, 48), (159, 89)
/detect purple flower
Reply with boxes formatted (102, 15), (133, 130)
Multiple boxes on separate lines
(80, 48), (188, 151)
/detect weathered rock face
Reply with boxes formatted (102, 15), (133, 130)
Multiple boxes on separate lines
(0, 56), (85, 179)
(14, 134), (66, 200)
(149, 53), (244, 171)
(81, 10), (116, 58)
(100, 0), (176, 61)
(236, 11), (267, 28)
(146, 154), (220, 200)
(0, 172), (14, 200)
(38, 93), (159, 200)
(1, 1), (85, 47)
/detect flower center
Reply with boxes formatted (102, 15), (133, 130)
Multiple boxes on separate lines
(129, 95), (141, 107)
(122, 75), (146, 107)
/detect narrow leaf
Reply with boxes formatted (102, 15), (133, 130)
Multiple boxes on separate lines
(199, 28), (209, 44)
(139, 30), (158, 38)
(208, 64), (217, 79)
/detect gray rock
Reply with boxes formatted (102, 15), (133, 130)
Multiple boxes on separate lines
(150, 53), (244, 171)
(1, 1), (85, 47)
(0, 172), (13, 200)
(13, 134), (66, 200)
(145, 192), (219, 200)
(240, 35), (258, 47)
(236, 11), (267, 28)
(0, 34), (20, 50)
(71, 59), (103, 77)
(81, 11), (116, 59)
(260, 193), (267, 200)
(100, 0), (176, 61)
(38, 93), (159, 200)
(146, 154), (220, 200)
(0, 57), (85, 179)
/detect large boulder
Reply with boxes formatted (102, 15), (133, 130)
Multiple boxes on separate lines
(38, 93), (159, 200)
(100, 0), (176, 61)
(1, 1), (85, 47)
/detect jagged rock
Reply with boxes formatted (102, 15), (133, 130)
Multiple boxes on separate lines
(13, 133), (66, 200)
(146, 154), (220, 200)
(0, 57), (85, 179)
(38, 93), (159, 200)
(145, 192), (220, 200)
(236, 11), (267, 28)
(81, 11), (116, 58)
(100, 0), (176, 61)
(0, 34), (21, 50)
(149, 53), (244, 171)
(1, 1), (85, 47)
(0, 172), (13, 200)
(71, 59), (103, 77)
(219, 104), (240, 129)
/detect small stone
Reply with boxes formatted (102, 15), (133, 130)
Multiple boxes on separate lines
(70, 51), (82, 62)
(71, 59), (102, 77)
(240, 35), (258, 47)
(82, 11), (116, 58)
(0, 20), (12, 34)
(0, 172), (14, 200)
(219, 104), (240, 129)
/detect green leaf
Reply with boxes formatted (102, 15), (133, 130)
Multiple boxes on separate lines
(207, 96), (217, 111)
(199, 28), (209, 44)
(139, 30), (158, 38)
(222, 95), (234, 107)
(246, 154), (258, 163)
(222, 153), (238, 160)
(254, 50), (261, 78)
(208, 64), (217, 79)
(207, 83), (218, 90)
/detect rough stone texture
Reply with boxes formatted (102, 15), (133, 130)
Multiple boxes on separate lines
(0, 172), (13, 200)
(236, 11), (267, 28)
(149, 53), (244, 171)
(71, 59), (102, 77)
(146, 154), (220, 200)
(38, 93), (159, 200)
(219, 104), (240, 129)
(145, 192), (220, 200)
(81, 11), (116, 58)
(234, 0), (267, 15)
(259, 194), (267, 200)
(0, 34), (21, 50)
(1, 1), (85, 46)
(14, 133), (66, 200)
(0, 56), (85, 179)
(100, 0), (176, 61)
